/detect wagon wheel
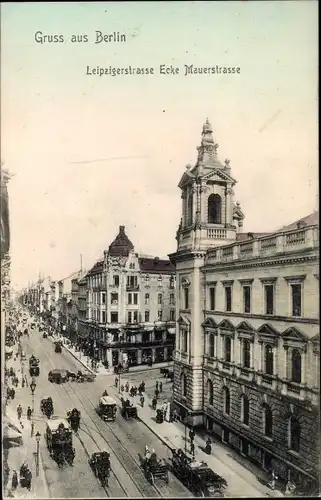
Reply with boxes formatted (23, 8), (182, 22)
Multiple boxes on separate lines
(198, 490), (205, 497)
(148, 471), (154, 485)
(165, 472), (169, 484)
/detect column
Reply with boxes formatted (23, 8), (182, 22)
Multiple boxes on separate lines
(252, 337), (260, 371)
(106, 348), (113, 369)
(137, 349), (142, 365)
(234, 336), (241, 365)
(181, 193), (186, 227)
(152, 348), (156, 363)
(163, 347), (168, 361)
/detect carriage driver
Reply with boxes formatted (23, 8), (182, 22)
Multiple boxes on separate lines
(145, 445), (151, 460)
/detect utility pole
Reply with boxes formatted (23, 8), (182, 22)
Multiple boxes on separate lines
(80, 254), (83, 274)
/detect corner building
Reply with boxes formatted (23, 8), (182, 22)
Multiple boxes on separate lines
(84, 225), (176, 368)
(169, 119), (320, 490)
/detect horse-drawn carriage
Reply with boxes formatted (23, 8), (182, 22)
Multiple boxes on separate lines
(97, 396), (117, 422)
(142, 453), (169, 485)
(29, 355), (40, 376)
(171, 449), (227, 497)
(41, 397), (54, 418)
(67, 408), (81, 431)
(46, 418), (75, 467)
(89, 451), (111, 487)
(54, 341), (63, 353)
(120, 397), (138, 419)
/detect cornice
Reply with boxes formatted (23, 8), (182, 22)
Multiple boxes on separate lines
(203, 254), (317, 273)
(203, 309), (319, 325)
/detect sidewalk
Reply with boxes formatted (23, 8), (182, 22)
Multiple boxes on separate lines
(51, 333), (173, 377)
(4, 352), (49, 499)
(109, 378), (283, 498)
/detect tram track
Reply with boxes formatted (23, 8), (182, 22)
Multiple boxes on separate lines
(26, 330), (167, 497)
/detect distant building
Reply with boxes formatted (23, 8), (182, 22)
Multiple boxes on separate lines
(76, 225), (176, 369)
(169, 119), (320, 490)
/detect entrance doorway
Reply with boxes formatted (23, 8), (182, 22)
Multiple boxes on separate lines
(263, 451), (273, 471)
(240, 438), (249, 456)
(206, 418), (213, 431)
(222, 428), (230, 444)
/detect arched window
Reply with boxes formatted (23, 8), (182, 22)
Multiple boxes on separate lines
(292, 349), (302, 383)
(265, 345), (274, 375)
(289, 416), (300, 452)
(224, 336), (231, 362)
(208, 194), (222, 224)
(207, 379), (214, 405)
(209, 334), (215, 357)
(223, 387), (230, 415)
(187, 194), (193, 226)
(263, 404), (273, 437)
(241, 394), (249, 425)
(181, 373), (187, 397)
(242, 339), (251, 368)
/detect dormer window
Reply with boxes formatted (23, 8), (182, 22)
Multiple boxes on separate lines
(129, 263), (135, 270)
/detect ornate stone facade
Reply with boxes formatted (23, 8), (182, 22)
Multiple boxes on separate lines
(169, 120), (320, 490)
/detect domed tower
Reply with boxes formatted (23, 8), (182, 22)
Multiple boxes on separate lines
(176, 118), (244, 252)
(169, 120), (244, 425)
(108, 225), (134, 257)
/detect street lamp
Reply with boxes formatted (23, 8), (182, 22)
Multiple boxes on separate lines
(35, 431), (41, 476)
(184, 411), (191, 453)
(30, 380), (36, 436)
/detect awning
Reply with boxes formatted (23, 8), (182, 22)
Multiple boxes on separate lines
(167, 328), (176, 334)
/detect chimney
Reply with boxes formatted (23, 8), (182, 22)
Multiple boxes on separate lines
(297, 221), (307, 229)
(119, 225), (125, 233)
(154, 256), (160, 263)
(247, 232), (254, 239)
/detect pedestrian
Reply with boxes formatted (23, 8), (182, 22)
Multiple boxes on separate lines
(125, 381), (129, 392)
(152, 396), (157, 410)
(27, 406), (32, 420)
(159, 381), (163, 392)
(22, 377), (25, 388)
(269, 470), (278, 490)
(11, 470), (18, 490)
(115, 376), (118, 388)
(172, 408), (178, 422)
(17, 404), (22, 420)
(155, 380), (159, 391)
(190, 441), (195, 457)
(189, 428), (195, 442)
(155, 388), (159, 399)
(120, 384), (124, 392)
(10, 387), (15, 400)
(140, 395), (145, 407)
(26, 469), (32, 491)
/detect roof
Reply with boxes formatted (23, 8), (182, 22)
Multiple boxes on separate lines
(108, 225), (134, 257)
(100, 396), (117, 405)
(277, 211), (319, 232)
(46, 418), (70, 431)
(88, 260), (104, 276)
(138, 257), (175, 274)
(235, 211), (319, 243)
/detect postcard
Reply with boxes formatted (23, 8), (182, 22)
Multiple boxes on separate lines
(1, 1), (319, 499)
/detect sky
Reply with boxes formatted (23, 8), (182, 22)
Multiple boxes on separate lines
(1, 1), (318, 290)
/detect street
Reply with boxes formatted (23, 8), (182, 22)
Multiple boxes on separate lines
(12, 325), (192, 498)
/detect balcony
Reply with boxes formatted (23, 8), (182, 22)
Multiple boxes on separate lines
(205, 225), (318, 265)
(126, 284), (140, 291)
(99, 338), (174, 349)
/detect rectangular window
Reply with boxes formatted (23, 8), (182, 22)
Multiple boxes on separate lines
(145, 274), (150, 282)
(101, 292), (106, 304)
(144, 293), (150, 305)
(133, 311), (138, 323)
(225, 287), (232, 312)
(291, 284), (302, 317)
(128, 293), (132, 305)
(145, 310), (150, 322)
(127, 311), (132, 324)
(209, 287), (216, 311)
(127, 275), (138, 288)
(111, 292), (118, 305)
(243, 286), (251, 314)
(133, 293), (138, 305)
(184, 288), (189, 309)
(264, 285), (274, 315)
(170, 293), (175, 305)
(158, 294), (163, 305)
(102, 311), (106, 323)
(170, 309), (175, 321)
(113, 275), (119, 286)
(158, 310), (163, 321)
(110, 312), (118, 323)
